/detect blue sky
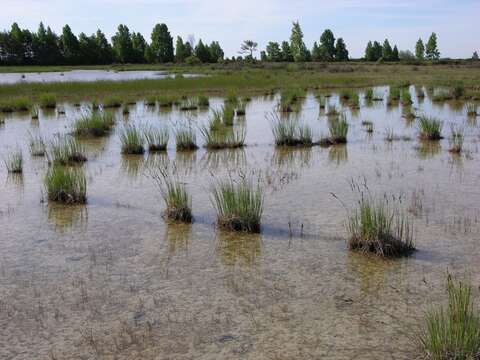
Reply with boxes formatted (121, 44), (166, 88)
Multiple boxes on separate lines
(1, 0), (478, 58)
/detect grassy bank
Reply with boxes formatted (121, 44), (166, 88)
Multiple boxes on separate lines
(1, 63), (480, 102)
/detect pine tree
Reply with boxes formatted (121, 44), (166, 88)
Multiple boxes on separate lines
(335, 38), (349, 61)
(382, 39), (393, 61)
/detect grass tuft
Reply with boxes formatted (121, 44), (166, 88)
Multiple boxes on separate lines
(45, 166), (87, 204)
(345, 183), (415, 258)
(150, 165), (192, 222)
(175, 126), (198, 151)
(420, 275), (480, 360)
(29, 133), (46, 156)
(448, 125), (464, 154)
(47, 136), (87, 165)
(144, 127), (169, 151)
(419, 116), (443, 140)
(270, 113), (313, 147)
(103, 96), (122, 108)
(39, 93), (57, 109)
(3, 149), (23, 173)
(73, 111), (115, 137)
(120, 124), (145, 154)
(211, 177), (264, 233)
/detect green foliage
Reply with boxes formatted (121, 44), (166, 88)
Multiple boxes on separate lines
(103, 96), (122, 108)
(150, 23), (174, 63)
(29, 133), (46, 156)
(418, 116), (443, 140)
(0, 97), (31, 112)
(151, 166), (192, 222)
(144, 127), (169, 151)
(73, 111), (115, 137)
(426, 33), (440, 60)
(266, 42), (282, 62)
(449, 125), (464, 153)
(416, 39), (425, 60)
(290, 21), (308, 62)
(39, 93), (56, 108)
(335, 38), (349, 61)
(47, 136), (87, 165)
(45, 165), (87, 204)
(211, 178), (264, 233)
(111, 24), (135, 63)
(271, 113), (313, 147)
(119, 124), (145, 154)
(328, 115), (349, 143)
(401, 88), (413, 105)
(175, 126), (197, 151)
(345, 182), (415, 258)
(421, 275), (480, 359)
(320, 29), (336, 61)
(240, 40), (258, 59)
(200, 121), (246, 149)
(3, 148), (23, 173)
(365, 40), (383, 61)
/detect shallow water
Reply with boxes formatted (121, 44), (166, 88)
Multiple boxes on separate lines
(1, 87), (480, 359)
(0, 70), (199, 84)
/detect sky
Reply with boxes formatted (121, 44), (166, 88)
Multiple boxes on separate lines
(1, 0), (479, 59)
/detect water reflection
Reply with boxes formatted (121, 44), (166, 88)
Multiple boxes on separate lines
(175, 151), (197, 174)
(201, 148), (247, 171)
(6, 173), (24, 190)
(415, 141), (442, 159)
(328, 145), (348, 165)
(165, 222), (191, 256)
(215, 231), (262, 268)
(272, 147), (312, 170)
(121, 154), (145, 178)
(47, 203), (88, 233)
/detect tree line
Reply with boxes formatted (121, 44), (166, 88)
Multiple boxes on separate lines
(0, 22), (224, 65)
(364, 33), (440, 62)
(259, 22), (349, 62)
(0, 20), (463, 66)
